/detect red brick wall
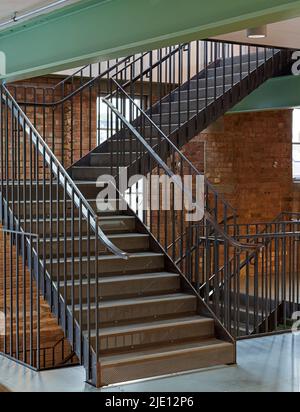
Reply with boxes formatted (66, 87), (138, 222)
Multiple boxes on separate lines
(10, 75), (97, 169)
(183, 110), (294, 223)
(0, 226), (76, 368)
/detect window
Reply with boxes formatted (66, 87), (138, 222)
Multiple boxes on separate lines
(293, 109), (300, 180)
(97, 96), (141, 145)
(96, 95), (144, 220)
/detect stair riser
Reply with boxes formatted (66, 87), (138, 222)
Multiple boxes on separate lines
(18, 199), (119, 215)
(150, 110), (199, 126)
(90, 153), (137, 167)
(71, 167), (119, 181)
(92, 320), (215, 351)
(160, 98), (214, 114)
(205, 60), (266, 77)
(173, 84), (231, 101)
(106, 137), (160, 152)
(19, 202), (120, 218)
(22, 216), (135, 236)
(38, 235), (149, 258)
(100, 343), (235, 385)
(171, 82), (241, 102)
(225, 51), (274, 65)
(75, 183), (103, 199)
(4, 185), (63, 201)
(50, 255), (165, 278)
(64, 275), (180, 303)
(78, 296), (197, 326)
(98, 217), (136, 233)
(17, 202), (72, 218)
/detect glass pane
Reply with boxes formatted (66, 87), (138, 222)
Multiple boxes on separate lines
(97, 96), (141, 145)
(293, 145), (300, 179)
(293, 109), (300, 143)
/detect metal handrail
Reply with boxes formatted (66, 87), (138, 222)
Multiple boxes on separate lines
(15, 55), (132, 107)
(103, 92), (260, 251)
(106, 78), (236, 211)
(199, 215), (300, 293)
(2, 84), (128, 260)
(51, 46), (183, 105)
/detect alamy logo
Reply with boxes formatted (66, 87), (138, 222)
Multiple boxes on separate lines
(95, 167), (205, 222)
(291, 51), (300, 75)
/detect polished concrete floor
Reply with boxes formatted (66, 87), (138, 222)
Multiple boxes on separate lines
(0, 332), (299, 392)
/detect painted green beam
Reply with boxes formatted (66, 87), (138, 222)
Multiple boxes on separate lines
(2, 0), (300, 82)
(229, 75), (300, 113)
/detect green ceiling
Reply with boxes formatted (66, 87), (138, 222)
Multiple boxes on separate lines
(229, 75), (300, 113)
(1, 0), (300, 82)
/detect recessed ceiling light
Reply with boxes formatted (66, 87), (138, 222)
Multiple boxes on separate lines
(247, 25), (267, 39)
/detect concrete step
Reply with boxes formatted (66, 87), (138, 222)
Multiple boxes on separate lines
(104, 136), (160, 152)
(99, 337), (235, 385)
(86, 315), (215, 351)
(205, 59), (267, 78)
(47, 251), (165, 278)
(90, 152), (138, 167)
(34, 232), (149, 257)
(20, 214), (136, 236)
(75, 293), (197, 326)
(70, 166), (119, 181)
(10, 198), (87, 218)
(59, 271), (180, 303)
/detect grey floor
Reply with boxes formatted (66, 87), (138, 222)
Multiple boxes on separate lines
(0, 332), (300, 392)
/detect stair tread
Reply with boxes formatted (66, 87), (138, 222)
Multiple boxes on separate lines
(75, 292), (195, 310)
(47, 251), (164, 264)
(61, 271), (178, 286)
(21, 214), (133, 222)
(39, 232), (148, 242)
(97, 215), (134, 220)
(87, 315), (213, 337)
(91, 152), (136, 155)
(100, 338), (232, 365)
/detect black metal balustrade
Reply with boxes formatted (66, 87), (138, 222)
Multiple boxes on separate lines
(0, 84), (127, 382)
(0, 38), (297, 382)
(0, 227), (78, 370)
(101, 78), (300, 339)
(10, 40), (291, 169)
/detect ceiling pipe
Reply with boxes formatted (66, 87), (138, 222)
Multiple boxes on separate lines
(0, 0), (73, 29)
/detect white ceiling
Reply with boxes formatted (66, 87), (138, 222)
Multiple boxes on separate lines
(213, 17), (300, 50)
(0, 0), (80, 27)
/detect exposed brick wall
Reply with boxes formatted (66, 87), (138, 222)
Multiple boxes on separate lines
(9, 75), (97, 169)
(0, 226), (76, 368)
(183, 110), (294, 223)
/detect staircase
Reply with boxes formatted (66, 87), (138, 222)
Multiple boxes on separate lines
(0, 40), (296, 387)
(0, 82), (235, 387)
(70, 47), (291, 177)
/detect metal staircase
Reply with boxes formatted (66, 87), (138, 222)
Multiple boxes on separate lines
(0, 40), (298, 387)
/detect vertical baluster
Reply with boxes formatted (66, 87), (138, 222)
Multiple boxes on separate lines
(3, 230), (7, 355)
(29, 128), (33, 366)
(78, 198), (83, 364)
(204, 41), (208, 108)
(87, 213), (91, 380)
(0, 86), (3, 223)
(63, 177), (67, 337)
(95, 218), (99, 364)
(56, 168), (60, 323)
(282, 223), (287, 328)
(214, 42), (217, 102)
